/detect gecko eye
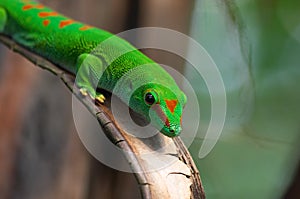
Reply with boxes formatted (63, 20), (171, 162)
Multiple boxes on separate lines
(144, 91), (158, 105)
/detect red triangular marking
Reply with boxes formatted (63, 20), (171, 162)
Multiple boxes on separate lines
(59, 20), (75, 28)
(165, 100), (178, 114)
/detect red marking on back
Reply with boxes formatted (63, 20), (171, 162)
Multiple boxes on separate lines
(22, 4), (44, 11)
(35, 4), (45, 9)
(165, 100), (178, 114)
(59, 20), (75, 28)
(43, 20), (50, 26)
(79, 25), (92, 31)
(38, 12), (58, 18)
(22, 5), (34, 10)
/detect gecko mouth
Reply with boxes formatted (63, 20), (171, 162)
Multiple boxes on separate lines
(161, 124), (182, 137)
(160, 115), (182, 136)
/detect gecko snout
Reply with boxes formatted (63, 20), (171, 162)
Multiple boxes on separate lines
(165, 124), (182, 137)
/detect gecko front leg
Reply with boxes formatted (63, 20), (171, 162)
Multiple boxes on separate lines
(0, 7), (7, 32)
(75, 53), (106, 104)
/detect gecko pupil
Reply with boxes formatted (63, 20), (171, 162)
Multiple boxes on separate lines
(145, 93), (155, 105)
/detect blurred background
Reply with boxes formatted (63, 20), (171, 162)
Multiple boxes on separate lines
(0, 0), (299, 198)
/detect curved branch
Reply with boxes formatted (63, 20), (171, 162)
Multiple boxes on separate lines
(0, 34), (205, 199)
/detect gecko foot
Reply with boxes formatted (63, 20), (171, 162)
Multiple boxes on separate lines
(79, 87), (105, 104)
(95, 94), (106, 104)
(79, 88), (88, 96)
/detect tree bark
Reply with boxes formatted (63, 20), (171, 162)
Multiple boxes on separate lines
(0, 33), (205, 199)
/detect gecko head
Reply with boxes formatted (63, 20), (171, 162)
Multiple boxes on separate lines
(129, 83), (187, 137)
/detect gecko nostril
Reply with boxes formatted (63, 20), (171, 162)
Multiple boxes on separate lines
(169, 127), (176, 133)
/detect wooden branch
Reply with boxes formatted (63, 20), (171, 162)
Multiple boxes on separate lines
(0, 34), (205, 199)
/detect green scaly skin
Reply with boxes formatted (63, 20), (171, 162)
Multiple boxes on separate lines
(0, 0), (187, 137)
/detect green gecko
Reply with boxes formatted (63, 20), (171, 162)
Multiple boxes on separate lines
(0, 0), (187, 137)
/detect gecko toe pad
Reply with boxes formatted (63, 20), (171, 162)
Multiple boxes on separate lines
(95, 94), (105, 104)
(79, 88), (88, 97)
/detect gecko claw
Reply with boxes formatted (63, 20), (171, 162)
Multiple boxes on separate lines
(78, 87), (105, 104)
(79, 88), (88, 96)
(95, 94), (105, 104)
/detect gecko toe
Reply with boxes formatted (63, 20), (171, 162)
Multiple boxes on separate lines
(95, 94), (105, 104)
(79, 88), (88, 96)
(79, 87), (104, 104)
